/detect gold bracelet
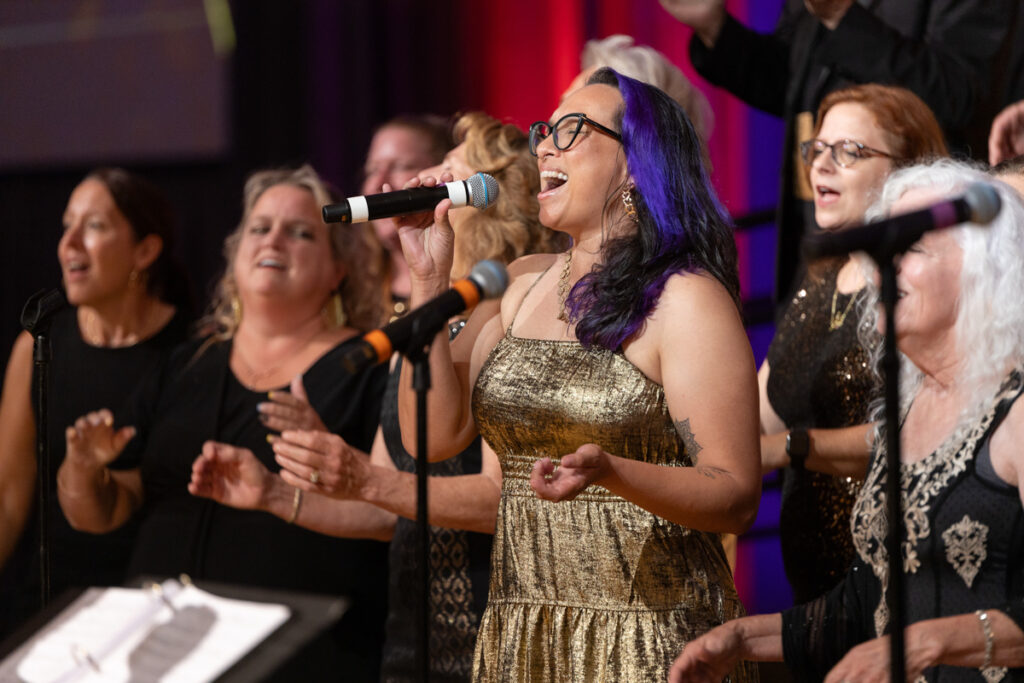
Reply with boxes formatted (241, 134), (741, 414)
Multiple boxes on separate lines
(287, 487), (303, 524)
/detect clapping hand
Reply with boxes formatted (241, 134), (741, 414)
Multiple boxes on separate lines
(272, 429), (372, 500)
(257, 375), (327, 433)
(189, 441), (274, 511)
(668, 623), (745, 683)
(65, 408), (135, 469)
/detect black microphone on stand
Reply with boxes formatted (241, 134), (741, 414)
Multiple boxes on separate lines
(803, 182), (1002, 259)
(323, 173), (499, 224)
(341, 260), (509, 374)
(21, 288), (68, 610)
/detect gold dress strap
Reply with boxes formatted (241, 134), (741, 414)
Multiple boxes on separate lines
(506, 257), (560, 335)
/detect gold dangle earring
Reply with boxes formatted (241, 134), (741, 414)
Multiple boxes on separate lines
(324, 291), (347, 328)
(621, 185), (639, 224)
(230, 296), (242, 326)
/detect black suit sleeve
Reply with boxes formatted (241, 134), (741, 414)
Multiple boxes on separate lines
(818, 0), (1014, 131)
(689, 11), (795, 117)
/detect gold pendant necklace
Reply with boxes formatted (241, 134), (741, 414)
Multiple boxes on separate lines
(829, 287), (857, 331)
(557, 250), (573, 322)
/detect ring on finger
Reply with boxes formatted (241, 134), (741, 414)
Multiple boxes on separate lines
(310, 470), (321, 485)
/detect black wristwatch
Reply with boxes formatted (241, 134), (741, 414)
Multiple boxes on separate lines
(785, 429), (810, 470)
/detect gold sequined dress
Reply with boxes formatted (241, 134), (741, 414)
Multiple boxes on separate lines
(470, 330), (756, 682)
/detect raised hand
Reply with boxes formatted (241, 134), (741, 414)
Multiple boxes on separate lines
(65, 408), (135, 469)
(189, 441), (274, 511)
(803, 0), (855, 29)
(272, 429), (372, 500)
(989, 100), (1024, 166)
(658, 0), (727, 45)
(257, 375), (327, 433)
(530, 444), (611, 502)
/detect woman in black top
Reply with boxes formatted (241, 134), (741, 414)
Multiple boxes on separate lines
(671, 162), (1024, 682)
(0, 168), (189, 637)
(56, 165), (390, 680)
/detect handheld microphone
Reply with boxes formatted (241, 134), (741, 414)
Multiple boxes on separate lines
(323, 172), (499, 224)
(803, 182), (1001, 260)
(342, 260), (509, 374)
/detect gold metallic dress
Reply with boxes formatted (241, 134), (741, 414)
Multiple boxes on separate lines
(470, 330), (756, 682)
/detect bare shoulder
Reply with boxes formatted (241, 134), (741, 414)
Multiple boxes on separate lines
(650, 271), (742, 329)
(990, 388), (1024, 489)
(0, 331), (36, 436)
(626, 271), (748, 386)
(5, 331), (34, 381)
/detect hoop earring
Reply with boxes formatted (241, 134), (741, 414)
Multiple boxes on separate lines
(230, 296), (242, 326)
(621, 185), (639, 224)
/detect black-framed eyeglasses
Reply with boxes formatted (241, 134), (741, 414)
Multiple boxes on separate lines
(528, 113), (622, 157)
(799, 138), (895, 168)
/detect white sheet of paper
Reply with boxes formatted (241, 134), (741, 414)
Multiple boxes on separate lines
(15, 580), (290, 683)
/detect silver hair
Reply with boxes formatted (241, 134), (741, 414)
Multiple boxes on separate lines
(857, 158), (1024, 436)
(581, 34), (713, 143)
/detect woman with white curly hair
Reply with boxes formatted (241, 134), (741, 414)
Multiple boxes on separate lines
(670, 159), (1024, 682)
(563, 34), (713, 145)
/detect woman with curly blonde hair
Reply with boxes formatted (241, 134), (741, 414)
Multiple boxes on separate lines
(57, 164), (391, 680)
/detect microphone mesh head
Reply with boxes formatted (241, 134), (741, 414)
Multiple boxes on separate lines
(466, 173), (500, 210)
(469, 260), (509, 299)
(964, 182), (1001, 225)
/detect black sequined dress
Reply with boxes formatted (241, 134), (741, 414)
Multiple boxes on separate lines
(765, 258), (874, 603)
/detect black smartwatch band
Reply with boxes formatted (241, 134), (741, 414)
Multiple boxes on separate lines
(786, 429), (810, 470)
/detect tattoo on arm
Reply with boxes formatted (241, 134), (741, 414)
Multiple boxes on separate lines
(674, 418), (703, 460)
(696, 465), (728, 480)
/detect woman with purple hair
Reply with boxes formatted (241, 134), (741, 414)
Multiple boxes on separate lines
(391, 68), (760, 680)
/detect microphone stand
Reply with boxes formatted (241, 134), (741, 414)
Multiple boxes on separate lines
(804, 215), (937, 679)
(848, 233), (907, 681)
(20, 289), (66, 611)
(876, 257), (906, 682)
(404, 316), (439, 683)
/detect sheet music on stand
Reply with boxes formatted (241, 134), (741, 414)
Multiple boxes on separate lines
(2, 577), (290, 683)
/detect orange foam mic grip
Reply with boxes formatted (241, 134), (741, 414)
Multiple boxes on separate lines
(451, 278), (482, 309)
(363, 329), (393, 364)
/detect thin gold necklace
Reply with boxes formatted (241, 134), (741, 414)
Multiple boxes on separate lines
(232, 331), (319, 387)
(828, 287), (856, 331)
(557, 250), (573, 322)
